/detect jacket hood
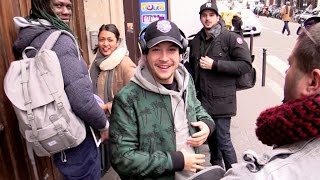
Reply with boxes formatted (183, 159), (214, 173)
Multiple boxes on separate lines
(13, 17), (55, 55)
(132, 58), (189, 96)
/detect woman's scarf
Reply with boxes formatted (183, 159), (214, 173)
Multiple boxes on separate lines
(256, 94), (320, 147)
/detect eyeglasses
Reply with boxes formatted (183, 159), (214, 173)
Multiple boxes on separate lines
(296, 16), (320, 52)
(296, 16), (320, 35)
(301, 27), (319, 46)
(299, 25), (320, 54)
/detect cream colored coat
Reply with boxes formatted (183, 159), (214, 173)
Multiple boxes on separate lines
(90, 39), (136, 114)
(96, 56), (136, 101)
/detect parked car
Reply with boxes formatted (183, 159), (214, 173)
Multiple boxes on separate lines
(219, 8), (262, 36)
(293, 9), (304, 23)
(241, 9), (262, 36)
(298, 9), (320, 24)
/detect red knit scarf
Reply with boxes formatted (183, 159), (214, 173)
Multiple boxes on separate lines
(256, 94), (320, 146)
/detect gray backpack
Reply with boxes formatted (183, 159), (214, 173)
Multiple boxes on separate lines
(4, 30), (86, 157)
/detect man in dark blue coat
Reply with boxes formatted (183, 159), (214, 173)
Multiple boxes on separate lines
(185, 2), (252, 171)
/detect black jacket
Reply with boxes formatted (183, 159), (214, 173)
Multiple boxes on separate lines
(185, 26), (252, 118)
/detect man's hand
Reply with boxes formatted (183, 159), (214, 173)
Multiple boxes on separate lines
(181, 150), (206, 172)
(200, 56), (214, 70)
(187, 121), (210, 147)
(100, 130), (109, 143)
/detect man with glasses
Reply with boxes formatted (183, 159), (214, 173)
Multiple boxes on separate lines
(296, 16), (320, 35)
(219, 16), (320, 179)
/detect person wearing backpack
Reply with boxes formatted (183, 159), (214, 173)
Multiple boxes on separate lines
(12, 0), (109, 179)
(280, 1), (293, 36)
(184, 2), (252, 171)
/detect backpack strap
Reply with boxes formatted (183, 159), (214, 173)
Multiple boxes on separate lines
(21, 58), (50, 155)
(22, 47), (37, 59)
(21, 59), (51, 169)
(26, 142), (40, 180)
(202, 32), (231, 58)
(40, 30), (81, 60)
(20, 60), (38, 137)
(40, 31), (62, 50)
(218, 32), (232, 58)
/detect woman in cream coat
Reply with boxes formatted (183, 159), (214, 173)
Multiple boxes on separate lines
(90, 24), (136, 115)
(89, 24), (136, 176)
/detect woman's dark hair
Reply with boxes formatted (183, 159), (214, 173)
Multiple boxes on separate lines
(28, 0), (72, 32)
(98, 24), (120, 41)
(93, 24), (120, 54)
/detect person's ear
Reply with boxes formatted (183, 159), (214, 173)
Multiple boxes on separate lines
(306, 69), (320, 94)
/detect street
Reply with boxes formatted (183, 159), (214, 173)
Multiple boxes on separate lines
(247, 16), (300, 97)
(233, 16), (300, 159)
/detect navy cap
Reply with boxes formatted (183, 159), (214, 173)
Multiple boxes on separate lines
(144, 20), (183, 49)
(199, 2), (219, 15)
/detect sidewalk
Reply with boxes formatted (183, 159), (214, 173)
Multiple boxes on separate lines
(231, 83), (281, 160)
(101, 76), (282, 179)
